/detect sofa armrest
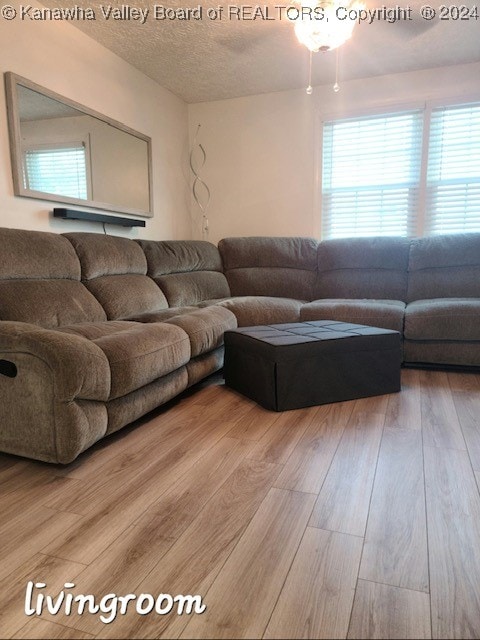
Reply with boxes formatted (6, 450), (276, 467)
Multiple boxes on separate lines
(0, 321), (112, 463)
(0, 321), (110, 402)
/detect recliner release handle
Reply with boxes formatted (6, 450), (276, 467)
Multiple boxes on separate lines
(0, 360), (18, 378)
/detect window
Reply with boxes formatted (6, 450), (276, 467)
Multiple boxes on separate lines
(426, 103), (480, 235)
(322, 111), (423, 238)
(321, 101), (480, 238)
(23, 142), (90, 200)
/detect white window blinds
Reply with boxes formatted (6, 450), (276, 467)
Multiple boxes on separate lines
(322, 111), (423, 239)
(426, 102), (480, 235)
(23, 143), (88, 200)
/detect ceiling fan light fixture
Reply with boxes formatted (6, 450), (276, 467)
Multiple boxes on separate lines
(292, 0), (365, 52)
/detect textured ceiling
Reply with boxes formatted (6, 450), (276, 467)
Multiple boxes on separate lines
(41, 1), (480, 102)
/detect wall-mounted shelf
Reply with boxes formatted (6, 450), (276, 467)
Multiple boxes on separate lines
(53, 208), (146, 227)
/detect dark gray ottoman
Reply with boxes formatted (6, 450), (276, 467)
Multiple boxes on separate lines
(224, 321), (401, 411)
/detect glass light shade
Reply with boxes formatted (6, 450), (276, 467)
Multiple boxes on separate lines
(293, 0), (365, 52)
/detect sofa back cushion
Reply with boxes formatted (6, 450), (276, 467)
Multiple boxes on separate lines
(407, 233), (480, 302)
(315, 236), (410, 301)
(137, 240), (230, 307)
(64, 233), (169, 320)
(218, 237), (318, 300)
(0, 228), (106, 328)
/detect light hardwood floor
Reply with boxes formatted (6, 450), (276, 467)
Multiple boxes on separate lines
(1, 368), (480, 639)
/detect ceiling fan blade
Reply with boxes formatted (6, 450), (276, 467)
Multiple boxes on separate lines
(391, 15), (438, 38)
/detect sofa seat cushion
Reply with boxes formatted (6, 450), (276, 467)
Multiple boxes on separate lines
(215, 296), (302, 327)
(405, 298), (480, 341)
(300, 299), (405, 333)
(58, 321), (190, 400)
(57, 320), (141, 340)
(164, 307), (237, 358)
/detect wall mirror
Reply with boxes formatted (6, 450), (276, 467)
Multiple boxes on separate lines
(4, 72), (153, 218)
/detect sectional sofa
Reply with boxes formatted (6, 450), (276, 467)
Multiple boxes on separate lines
(0, 228), (479, 463)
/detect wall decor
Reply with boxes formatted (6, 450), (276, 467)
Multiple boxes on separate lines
(5, 72), (153, 218)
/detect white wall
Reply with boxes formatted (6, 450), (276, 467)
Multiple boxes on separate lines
(2, 7), (478, 244)
(189, 61), (480, 243)
(0, 0), (191, 240)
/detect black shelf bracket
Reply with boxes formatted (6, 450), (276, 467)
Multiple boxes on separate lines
(53, 208), (146, 227)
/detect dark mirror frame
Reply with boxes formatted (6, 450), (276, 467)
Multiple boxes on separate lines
(4, 72), (154, 218)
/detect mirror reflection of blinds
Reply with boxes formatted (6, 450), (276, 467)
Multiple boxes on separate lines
(426, 103), (480, 235)
(322, 111), (423, 238)
(23, 143), (88, 200)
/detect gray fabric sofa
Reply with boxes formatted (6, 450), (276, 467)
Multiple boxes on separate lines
(0, 228), (478, 463)
(299, 236), (410, 333)
(404, 234), (480, 367)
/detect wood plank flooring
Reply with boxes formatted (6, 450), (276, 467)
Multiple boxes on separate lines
(1, 369), (480, 639)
